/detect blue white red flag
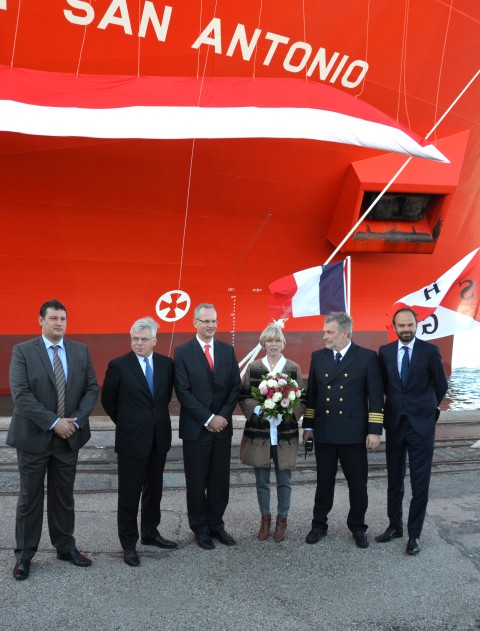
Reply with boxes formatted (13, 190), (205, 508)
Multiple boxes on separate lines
(386, 248), (480, 341)
(269, 260), (347, 319)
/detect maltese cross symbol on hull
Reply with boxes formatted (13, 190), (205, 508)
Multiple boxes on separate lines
(156, 290), (191, 322)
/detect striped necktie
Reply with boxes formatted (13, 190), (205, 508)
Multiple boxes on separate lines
(52, 345), (66, 417)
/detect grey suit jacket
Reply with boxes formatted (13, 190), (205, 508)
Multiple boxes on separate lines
(7, 336), (99, 453)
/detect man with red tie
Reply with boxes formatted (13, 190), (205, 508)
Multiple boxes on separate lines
(174, 304), (241, 550)
(102, 317), (177, 566)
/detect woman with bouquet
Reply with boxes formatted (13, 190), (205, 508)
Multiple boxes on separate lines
(239, 324), (305, 542)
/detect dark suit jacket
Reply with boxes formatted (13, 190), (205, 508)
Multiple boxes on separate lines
(101, 351), (173, 458)
(378, 338), (448, 437)
(7, 336), (98, 453)
(304, 342), (384, 444)
(174, 337), (241, 441)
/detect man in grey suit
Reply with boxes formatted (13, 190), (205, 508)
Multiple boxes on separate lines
(8, 299), (98, 580)
(174, 303), (241, 550)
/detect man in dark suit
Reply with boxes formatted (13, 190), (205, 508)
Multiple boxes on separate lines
(102, 316), (177, 566)
(174, 303), (241, 550)
(8, 299), (98, 580)
(303, 312), (384, 548)
(376, 307), (448, 555)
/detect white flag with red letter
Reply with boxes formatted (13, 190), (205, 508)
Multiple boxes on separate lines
(269, 260), (347, 319)
(386, 248), (480, 341)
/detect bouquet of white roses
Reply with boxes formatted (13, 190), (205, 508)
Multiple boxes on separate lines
(251, 372), (303, 423)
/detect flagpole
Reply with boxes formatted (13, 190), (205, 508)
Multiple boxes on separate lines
(346, 256), (351, 314)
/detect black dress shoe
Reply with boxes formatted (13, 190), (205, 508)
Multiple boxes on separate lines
(305, 528), (327, 544)
(123, 548), (140, 566)
(406, 538), (421, 555)
(375, 526), (404, 543)
(141, 533), (178, 549)
(194, 531), (215, 550)
(209, 529), (236, 546)
(353, 531), (369, 548)
(57, 548), (92, 567)
(13, 559), (30, 580)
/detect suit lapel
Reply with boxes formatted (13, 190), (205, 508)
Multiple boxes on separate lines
(191, 337), (215, 373)
(212, 339), (222, 374)
(128, 352), (152, 397)
(35, 336), (56, 388)
(388, 342), (403, 387)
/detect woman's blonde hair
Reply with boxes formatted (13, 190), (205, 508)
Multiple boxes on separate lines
(259, 324), (286, 350)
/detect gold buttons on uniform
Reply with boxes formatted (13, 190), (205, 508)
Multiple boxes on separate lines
(327, 385), (331, 389)
(339, 398), (343, 402)
(340, 386), (344, 390)
(326, 410), (330, 414)
(344, 373), (348, 377)
(325, 374), (329, 378)
(339, 411), (343, 415)
(326, 398), (330, 402)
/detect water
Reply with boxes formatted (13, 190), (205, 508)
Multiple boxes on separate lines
(442, 367), (480, 410)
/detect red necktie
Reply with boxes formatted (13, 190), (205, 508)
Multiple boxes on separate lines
(204, 344), (214, 371)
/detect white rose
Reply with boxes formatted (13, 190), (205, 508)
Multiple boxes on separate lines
(264, 399), (276, 410)
(267, 379), (278, 388)
(288, 391), (296, 401)
(272, 392), (282, 403)
(290, 379), (298, 387)
(259, 380), (268, 390)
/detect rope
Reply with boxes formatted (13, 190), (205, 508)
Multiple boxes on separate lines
(167, 0), (219, 357)
(432, 0), (453, 143)
(252, 0), (263, 79)
(9, 0), (22, 68)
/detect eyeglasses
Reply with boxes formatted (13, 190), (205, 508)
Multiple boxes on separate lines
(195, 319), (218, 325)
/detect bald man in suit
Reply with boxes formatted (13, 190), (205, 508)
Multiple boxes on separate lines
(8, 299), (98, 580)
(174, 303), (241, 550)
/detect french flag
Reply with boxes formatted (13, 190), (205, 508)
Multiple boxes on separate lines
(269, 260), (347, 319)
(0, 65), (447, 162)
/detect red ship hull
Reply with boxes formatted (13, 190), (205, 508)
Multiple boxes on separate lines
(0, 1), (479, 389)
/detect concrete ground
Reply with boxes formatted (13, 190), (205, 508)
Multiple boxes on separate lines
(0, 411), (479, 631)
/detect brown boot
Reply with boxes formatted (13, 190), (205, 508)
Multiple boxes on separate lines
(257, 514), (271, 541)
(274, 516), (288, 543)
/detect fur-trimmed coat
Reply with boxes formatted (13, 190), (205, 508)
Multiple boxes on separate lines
(238, 359), (305, 470)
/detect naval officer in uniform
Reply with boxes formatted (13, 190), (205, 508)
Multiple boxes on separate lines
(303, 312), (384, 548)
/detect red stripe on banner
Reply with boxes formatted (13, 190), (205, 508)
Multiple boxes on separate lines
(0, 65), (431, 148)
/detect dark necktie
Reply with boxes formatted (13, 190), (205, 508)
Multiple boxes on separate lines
(400, 346), (410, 386)
(144, 357), (154, 396)
(52, 345), (66, 417)
(205, 344), (214, 371)
(335, 352), (342, 365)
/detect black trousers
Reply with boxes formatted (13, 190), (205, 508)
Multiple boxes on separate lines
(117, 444), (167, 549)
(182, 429), (232, 533)
(15, 434), (78, 560)
(312, 442), (369, 533)
(385, 415), (435, 538)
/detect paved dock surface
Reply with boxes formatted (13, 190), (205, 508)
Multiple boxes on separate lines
(0, 411), (479, 631)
